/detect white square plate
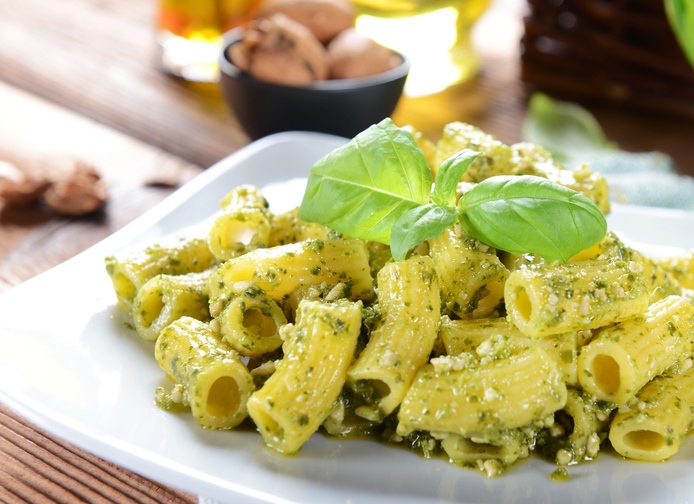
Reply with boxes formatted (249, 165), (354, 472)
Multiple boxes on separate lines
(1, 132), (694, 504)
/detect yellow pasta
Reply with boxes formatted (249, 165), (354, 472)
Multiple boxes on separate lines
(397, 346), (567, 436)
(268, 208), (332, 247)
(132, 269), (212, 340)
(247, 299), (362, 454)
(214, 284), (287, 357)
(431, 123), (609, 214)
(654, 251), (694, 290)
(578, 295), (694, 405)
(105, 236), (215, 311)
(209, 236), (374, 301)
(430, 227), (508, 319)
(219, 184), (268, 211)
(154, 317), (254, 429)
(439, 317), (578, 385)
(536, 389), (609, 465)
(505, 259), (649, 338)
(346, 256), (441, 421)
(207, 207), (272, 262)
(609, 369), (694, 461)
(102, 117), (694, 481)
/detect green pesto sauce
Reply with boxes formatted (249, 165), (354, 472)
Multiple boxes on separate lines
(549, 467), (570, 482)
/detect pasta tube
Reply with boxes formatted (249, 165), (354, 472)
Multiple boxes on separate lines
(397, 346), (567, 436)
(431, 122), (513, 181)
(268, 208), (331, 247)
(347, 256), (441, 421)
(219, 184), (268, 211)
(132, 269), (212, 340)
(536, 389), (609, 465)
(247, 299), (362, 454)
(430, 228), (508, 319)
(505, 259), (649, 338)
(105, 236), (215, 311)
(439, 317), (578, 385)
(609, 369), (694, 462)
(155, 317), (254, 429)
(209, 237), (374, 301)
(578, 295), (694, 405)
(207, 207), (272, 262)
(576, 232), (682, 301)
(216, 286), (287, 357)
(654, 251), (694, 290)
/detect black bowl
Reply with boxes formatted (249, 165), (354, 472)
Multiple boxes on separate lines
(219, 29), (410, 140)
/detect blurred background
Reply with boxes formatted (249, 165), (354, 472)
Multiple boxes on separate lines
(0, 0), (692, 170)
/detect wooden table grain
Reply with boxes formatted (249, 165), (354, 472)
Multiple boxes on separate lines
(0, 0), (693, 502)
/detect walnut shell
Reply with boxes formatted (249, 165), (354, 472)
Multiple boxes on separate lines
(327, 28), (402, 79)
(252, 0), (355, 44)
(0, 160), (51, 204)
(229, 13), (329, 86)
(42, 163), (108, 216)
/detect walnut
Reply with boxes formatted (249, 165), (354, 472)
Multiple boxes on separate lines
(229, 13), (329, 86)
(42, 162), (108, 216)
(327, 28), (402, 79)
(0, 160), (51, 204)
(252, 0), (355, 44)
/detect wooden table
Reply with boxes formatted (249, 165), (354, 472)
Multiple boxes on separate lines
(0, 0), (693, 502)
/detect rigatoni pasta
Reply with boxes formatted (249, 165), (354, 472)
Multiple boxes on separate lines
(504, 258), (649, 338)
(104, 131), (694, 481)
(609, 369), (694, 461)
(154, 317), (254, 429)
(132, 269), (212, 340)
(577, 295), (694, 405)
(346, 256), (441, 421)
(247, 299), (362, 454)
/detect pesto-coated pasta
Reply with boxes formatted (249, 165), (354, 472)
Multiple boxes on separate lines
(439, 316), (578, 386)
(219, 184), (268, 211)
(346, 256), (441, 421)
(536, 389), (609, 466)
(397, 346), (567, 436)
(268, 207), (331, 247)
(215, 284), (287, 357)
(654, 250), (694, 290)
(105, 236), (215, 311)
(155, 317), (254, 429)
(505, 259), (649, 338)
(431, 123), (610, 214)
(578, 295), (694, 405)
(609, 368), (694, 461)
(247, 299), (362, 454)
(207, 207), (272, 262)
(132, 269), (212, 340)
(209, 236), (374, 301)
(430, 227), (508, 319)
(104, 124), (694, 481)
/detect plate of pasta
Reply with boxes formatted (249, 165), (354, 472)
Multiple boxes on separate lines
(0, 127), (694, 504)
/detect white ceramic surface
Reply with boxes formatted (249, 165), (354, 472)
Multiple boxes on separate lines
(1, 132), (694, 504)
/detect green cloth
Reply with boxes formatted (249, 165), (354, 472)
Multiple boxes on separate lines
(578, 151), (694, 210)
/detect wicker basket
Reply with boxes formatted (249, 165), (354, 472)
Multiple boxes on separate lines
(521, 0), (694, 119)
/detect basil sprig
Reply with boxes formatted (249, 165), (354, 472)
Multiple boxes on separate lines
(299, 119), (607, 262)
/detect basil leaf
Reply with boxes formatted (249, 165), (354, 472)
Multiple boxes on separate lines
(431, 149), (480, 207)
(298, 118), (431, 244)
(390, 204), (457, 261)
(522, 93), (617, 163)
(665, 0), (694, 69)
(457, 175), (606, 263)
